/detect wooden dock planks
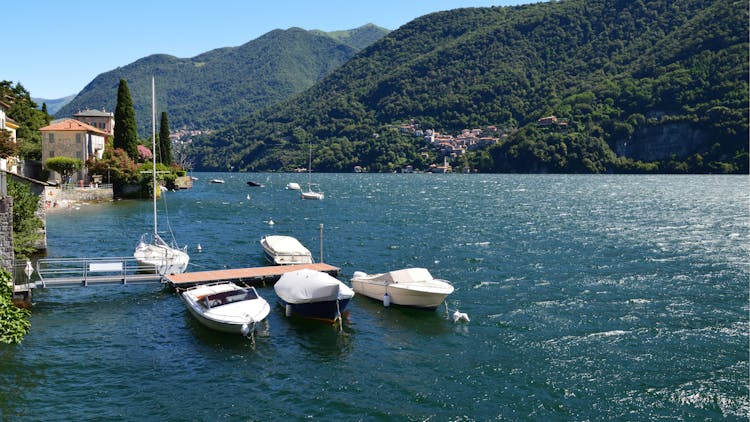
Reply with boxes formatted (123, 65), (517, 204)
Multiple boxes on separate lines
(165, 263), (340, 289)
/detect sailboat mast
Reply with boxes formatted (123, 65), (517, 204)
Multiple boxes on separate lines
(151, 76), (157, 236)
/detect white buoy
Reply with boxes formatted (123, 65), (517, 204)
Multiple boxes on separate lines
(383, 292), (391, 307)
(241, 323), (251, 336)
(246, 194), (250, 200)
(268, 218), (275, 226)
(197, 244), (202, 252)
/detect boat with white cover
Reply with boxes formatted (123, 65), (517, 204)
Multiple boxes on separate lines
(274, 269), (354, 322)
(349, 268), (454, 310)
(181, 281), (270, 335)
(260, 235), (313, 265)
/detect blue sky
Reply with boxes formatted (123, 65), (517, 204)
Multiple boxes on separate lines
(5, 1), (536, 99)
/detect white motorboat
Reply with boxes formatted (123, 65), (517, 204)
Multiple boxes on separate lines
(274, 269), (354, 322)
(209, 179), (225, 184)
(260, 235), (313, 265)
(134, 77), (189, 275)
(349, 268), (454, 310)
(286, 182), (301, 190)
(181, 281), (270, 335)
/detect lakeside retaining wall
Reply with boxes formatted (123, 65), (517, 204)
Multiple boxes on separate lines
(45, 186), (114, 209)
(0, 196), (13, 273)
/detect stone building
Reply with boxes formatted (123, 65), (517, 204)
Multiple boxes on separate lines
(39, 119), (107, 184)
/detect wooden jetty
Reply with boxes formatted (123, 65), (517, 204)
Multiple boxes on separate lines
(165, 263), (340, 289)
(12, 258), (340, 303)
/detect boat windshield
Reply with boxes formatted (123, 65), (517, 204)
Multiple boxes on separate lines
(202, 288), (258, 308)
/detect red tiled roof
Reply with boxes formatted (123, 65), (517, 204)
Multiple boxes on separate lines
(39, 118), (108, 136)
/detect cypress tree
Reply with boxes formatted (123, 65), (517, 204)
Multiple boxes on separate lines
(158, 111), (172, 165)
(113, 79), (138, 159)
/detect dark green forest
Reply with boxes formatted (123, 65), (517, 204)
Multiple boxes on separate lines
(190, 0), (748, 174)
(55, 25), (389, 137)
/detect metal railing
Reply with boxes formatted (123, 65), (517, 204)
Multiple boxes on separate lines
(13, 257), (163, 288)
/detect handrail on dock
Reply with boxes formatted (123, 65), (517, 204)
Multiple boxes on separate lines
(13, 256), (163, 289)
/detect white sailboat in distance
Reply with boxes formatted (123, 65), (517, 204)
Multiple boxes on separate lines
(134, 77), (190, 275)
(300, 142), (324, 200)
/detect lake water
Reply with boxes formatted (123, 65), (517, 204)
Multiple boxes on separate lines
(1, 174), (748, 420)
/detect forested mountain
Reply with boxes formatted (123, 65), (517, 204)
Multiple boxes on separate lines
(190, 0), (748, 173)
(55, 25), (389, 137)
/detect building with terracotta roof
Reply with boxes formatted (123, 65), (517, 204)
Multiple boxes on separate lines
(39, 119), (108, 184)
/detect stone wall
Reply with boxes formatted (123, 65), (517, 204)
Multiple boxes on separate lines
(0, 196), (14, 273)
(45, 186), (113, 208)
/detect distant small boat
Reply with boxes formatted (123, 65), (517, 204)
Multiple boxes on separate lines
(274, 269), (354, 323)
(301, 187), (324, 201)
(286, 182), (301, 190)
(350, 268), (454, 310)
(260, 235), (313, 265)
(301, 142), (324, 200)
(209, 179), (225, 184)
(247, 181), (264, 187)
(180, 281), (270, 335)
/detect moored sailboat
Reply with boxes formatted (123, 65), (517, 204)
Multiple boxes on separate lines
(301, 142), (324, 200)
(134, 77), (189, 275)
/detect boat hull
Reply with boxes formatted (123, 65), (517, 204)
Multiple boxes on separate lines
(134, 241), (189, 274)
(277, 298), (351, 323)
(300, 191), (324, 200)
(351, 280), (450, 309)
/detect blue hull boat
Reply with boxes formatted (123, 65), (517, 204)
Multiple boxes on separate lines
(274, 269), (355, 323)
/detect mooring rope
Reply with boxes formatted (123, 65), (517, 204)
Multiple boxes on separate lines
(335, 299), (343, 334)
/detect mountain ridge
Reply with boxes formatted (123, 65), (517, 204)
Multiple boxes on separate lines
(189, 0), (748, 173)
(55, 24), (390, 136)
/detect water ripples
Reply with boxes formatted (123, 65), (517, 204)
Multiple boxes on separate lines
(1, 174), (747, 419)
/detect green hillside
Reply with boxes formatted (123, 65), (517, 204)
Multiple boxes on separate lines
(55, 25), (389, 137)
(190, 0), (748, 173)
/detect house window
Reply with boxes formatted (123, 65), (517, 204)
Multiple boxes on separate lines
(76, 133), (83, 144)
(76, 151), (82, 159)
(48, 133), (54, 143)
(49, 151), (55, 158)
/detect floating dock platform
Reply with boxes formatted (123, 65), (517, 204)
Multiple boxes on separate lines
(165, 263), (340, 289)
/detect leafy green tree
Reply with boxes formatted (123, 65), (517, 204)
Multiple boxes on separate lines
(0, 80), (47, 161)
(87, 138), (141, 185)
(45, 157), (83, 184)
(113, 79), (138, 159)
(0, 130), (17, 158)
(0, 269), (31, 344)
(7, 179), (43, 258)
(158, 111), (172, 165)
